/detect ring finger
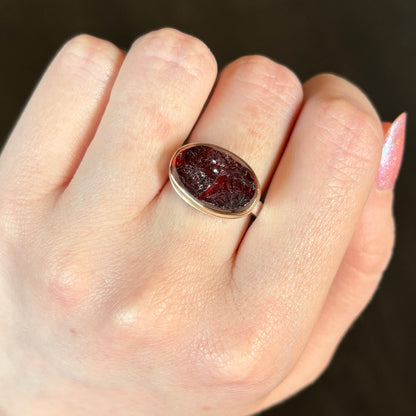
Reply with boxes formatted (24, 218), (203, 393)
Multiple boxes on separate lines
(147, 54), (303, 266)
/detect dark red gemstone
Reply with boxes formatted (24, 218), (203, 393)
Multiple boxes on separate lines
(171, 144), (257, 213)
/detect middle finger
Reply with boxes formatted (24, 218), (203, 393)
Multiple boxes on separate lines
(62, 28), (217, 221)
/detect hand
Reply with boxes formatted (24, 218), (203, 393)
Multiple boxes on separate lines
(0, 28), (404, 415)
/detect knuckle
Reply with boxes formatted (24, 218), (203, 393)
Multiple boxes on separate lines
(188, 324), (279, 396)
(312, 95), (382, 183)
(229, 55), (302, 111)
(192, 339), (262, 390)
(319, 95), (381, 152)
(133, 28), (217, 80)
(39, 245), (94, 313)
(57, 34), (122, 83)
(111, 302), (182, 352)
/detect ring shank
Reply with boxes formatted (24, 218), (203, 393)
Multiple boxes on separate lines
(251, 200), (263, 218)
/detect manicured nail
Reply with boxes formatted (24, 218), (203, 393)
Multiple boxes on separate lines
(376, 112), (406, 190)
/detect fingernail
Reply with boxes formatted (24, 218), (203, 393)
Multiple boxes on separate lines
(376, 112), (407, 191)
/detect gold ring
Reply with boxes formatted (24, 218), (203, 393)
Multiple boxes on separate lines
(169, 143), (261, 219)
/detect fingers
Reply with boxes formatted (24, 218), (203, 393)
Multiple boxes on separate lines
(257, 118), (405, 408)
(268, 190), (394, 403)
(63, 28), (217, 222)
(149, 55), (303, 263)
(230, 74), (384, 374)
(0, 35), (124, 203)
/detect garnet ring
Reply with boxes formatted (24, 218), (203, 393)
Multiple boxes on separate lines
(169, 143), (262, 219)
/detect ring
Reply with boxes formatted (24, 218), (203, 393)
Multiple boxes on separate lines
(169, 143), (261, 219)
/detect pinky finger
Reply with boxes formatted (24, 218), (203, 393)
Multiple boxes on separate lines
(255, 114), (406, 409)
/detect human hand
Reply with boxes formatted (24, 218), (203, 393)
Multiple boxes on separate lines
(0, 28), (405, 415)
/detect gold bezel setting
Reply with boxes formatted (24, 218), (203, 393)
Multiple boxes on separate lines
(168, 143), (261, 219)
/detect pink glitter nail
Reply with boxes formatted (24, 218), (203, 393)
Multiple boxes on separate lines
(376, 112), (407, 190)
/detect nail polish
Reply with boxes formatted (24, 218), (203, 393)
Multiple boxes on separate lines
(376, 112), (407, 191)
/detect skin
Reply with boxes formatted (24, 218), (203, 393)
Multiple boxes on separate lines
(0, 28), (397, 415)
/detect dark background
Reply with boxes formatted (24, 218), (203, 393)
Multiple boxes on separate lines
(1, 0), (414, 415)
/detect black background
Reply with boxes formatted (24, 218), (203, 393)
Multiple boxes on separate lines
(0, 1), (415, 415)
